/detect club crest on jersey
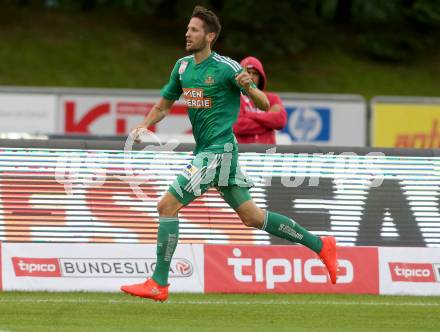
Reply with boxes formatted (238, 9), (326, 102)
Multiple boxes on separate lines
(205, 75), (215, 84)
(179, 61), (188, 74)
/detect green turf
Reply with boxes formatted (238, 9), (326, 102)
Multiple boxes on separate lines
(0, 292), (439, 332)
(0, 7), (439, 99)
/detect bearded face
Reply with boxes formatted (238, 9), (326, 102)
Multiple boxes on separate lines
(185, 17), (212, 53)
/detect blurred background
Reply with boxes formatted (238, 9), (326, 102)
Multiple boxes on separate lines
(0, 0), (440, 147)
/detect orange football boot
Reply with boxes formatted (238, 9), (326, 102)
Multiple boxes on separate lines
(120, 278), (169, 302)
(318, 236), (339, 284)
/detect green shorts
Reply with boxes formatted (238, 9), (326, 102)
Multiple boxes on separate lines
(168, 150), (254, 209)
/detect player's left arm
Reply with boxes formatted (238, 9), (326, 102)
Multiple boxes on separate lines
(236, 69), (270, 111)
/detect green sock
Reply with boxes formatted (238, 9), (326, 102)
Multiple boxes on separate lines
(152, 217), (179, 286)
(262, 210), (322, 253)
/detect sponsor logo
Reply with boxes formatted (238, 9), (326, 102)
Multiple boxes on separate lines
(178, 61), (188, 74)
(64, 100), (187, 135)
(65, 101), (111, 133)
(226, 248), (352, 289)
(389, 262), (437, 282)
(150, 287), (161, 295)
(204, 246), (379, 294)
(395, 119), (440, 148)
(12, 257), (193, 278)
(284, 107), (330, 142)
(373, 103), (440, 148)
(12, 257), (61, 277)
(176, 261), (192, 275)
(182, 88), (212, 109)
(183, 164), (198, 179)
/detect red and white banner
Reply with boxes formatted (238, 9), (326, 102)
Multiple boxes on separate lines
(1, 243), (204, 292)
(58, 95), (193, 139)
(3, 243), (440, 295)
(204, 245), (379, 294)
(379, 247), (440, 295)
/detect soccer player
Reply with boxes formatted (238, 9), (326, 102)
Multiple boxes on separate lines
(120, 6), (338, 302)
(234, 56), (288, 144)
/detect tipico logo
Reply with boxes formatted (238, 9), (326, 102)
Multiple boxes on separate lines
(389, 262), (438, 283)
(12, 257), (61, 277)
(227, 248), (352, 289)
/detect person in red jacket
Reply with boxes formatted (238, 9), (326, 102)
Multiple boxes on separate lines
(233, 56), (287, 144)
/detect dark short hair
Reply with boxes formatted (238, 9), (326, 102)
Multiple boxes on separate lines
(191, 5), (222, 46)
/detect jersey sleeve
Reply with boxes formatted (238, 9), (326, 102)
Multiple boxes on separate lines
(224, 63), (256, 95)
(160, 60), (182, 101)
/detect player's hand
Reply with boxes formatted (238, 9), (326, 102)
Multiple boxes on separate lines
(235, 66), (253, 91)
(129, 124), (150, 143)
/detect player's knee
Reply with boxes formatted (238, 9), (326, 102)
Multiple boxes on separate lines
(157, 199), (178, 217)
(236, 204), (265, 228)
(240, 214), (263, 228)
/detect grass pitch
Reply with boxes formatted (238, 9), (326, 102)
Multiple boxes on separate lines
(0, 292), (439, 332)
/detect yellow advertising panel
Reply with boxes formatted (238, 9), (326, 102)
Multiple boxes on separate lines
(373, 103), (440, 148)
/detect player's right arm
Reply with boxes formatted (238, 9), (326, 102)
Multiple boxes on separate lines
(143, 98), (174, 127)
(130, 98), (174, 142)
(130, 59), (183, 142)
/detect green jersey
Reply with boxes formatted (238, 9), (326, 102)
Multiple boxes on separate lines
(161, 52), (249, 154)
